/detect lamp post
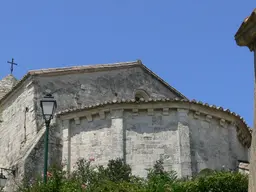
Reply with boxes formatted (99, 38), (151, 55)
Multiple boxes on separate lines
(40, 94), (57, 184)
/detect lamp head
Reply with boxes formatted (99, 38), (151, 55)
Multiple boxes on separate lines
(40, 94), (57, 122)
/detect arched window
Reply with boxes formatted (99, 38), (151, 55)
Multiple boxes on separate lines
(134, 89), (149, 101)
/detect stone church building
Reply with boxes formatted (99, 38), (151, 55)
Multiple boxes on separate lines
(0, 60), (252, 187)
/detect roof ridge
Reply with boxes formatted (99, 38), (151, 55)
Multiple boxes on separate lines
(0, 60), (187, 104)
(28, 60), (139, 75)
(138, 61), (187, 99)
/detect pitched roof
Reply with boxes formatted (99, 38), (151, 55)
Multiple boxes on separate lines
(0, 60), (187, 104)
(57, 97), (251, 148)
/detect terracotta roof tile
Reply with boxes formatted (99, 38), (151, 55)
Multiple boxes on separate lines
(56, 97), (250, 130)
(56, 98), (252, 148)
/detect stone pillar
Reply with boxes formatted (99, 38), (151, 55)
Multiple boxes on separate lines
(249, 42), (256, 192)
(61, 119), (71, 173)
(110, 109), (124, 160)
(177, 109), (192, 178)
(235, 9), (256, 192)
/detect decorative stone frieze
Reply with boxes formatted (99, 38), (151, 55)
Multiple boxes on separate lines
(74, 117), (80, 125)
(111, 109), (124, 118)
(206, 115), (212, 122)
(177, 109), (189, 125)
(194, 111), (200, 119)
(220, 119), (227, 128)
(99, 111), (105, 119)
(162, 108), (169, 116)
(86, 114), (92, 122)
(147, 108), (154, 116)
(132, 108), (138, 116)
(57, 98), (251, 148)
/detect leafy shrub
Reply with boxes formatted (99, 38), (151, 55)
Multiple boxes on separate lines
(105, 158), (132, 182)
(14, 158), (248, 192)
(197, 168), (214, 178)
(146, 159), (178, 192)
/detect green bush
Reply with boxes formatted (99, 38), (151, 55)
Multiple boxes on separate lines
(146, 158), (177, 192)
(14, 158), (248, 192)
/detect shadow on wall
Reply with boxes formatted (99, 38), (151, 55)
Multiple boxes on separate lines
(189, 116), (244, 176)
(69, 115), (112, 138)
(24, 124), (62, 179)
(125, 112), (178, 134)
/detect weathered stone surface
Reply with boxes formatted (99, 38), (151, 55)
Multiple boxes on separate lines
(125, 110), (179, 177)
(0, 61), (251, 191)
(189, 114), (248, 175)
(59, 103), (249, 179)
(0, 77), (38, 191)
(66, 112), (123, 171)
(0, 75), (18, 100)
(34, 66), (180, 113)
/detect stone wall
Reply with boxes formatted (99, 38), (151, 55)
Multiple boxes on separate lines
(59, 102), (249, 178)
(61, 108), (184, 178)
(35, 66), (180, 113)
(189, 112), (249, 174)
(0, 65), (183, 189)
(61, 109), (124, 173)
(124, 109), (181, 178)
(0, 77), (38, 190)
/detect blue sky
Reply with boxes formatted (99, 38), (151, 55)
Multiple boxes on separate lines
(0, 1), (255, 126)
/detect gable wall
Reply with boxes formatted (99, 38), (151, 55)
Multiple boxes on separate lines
(34, 66), (180, 113)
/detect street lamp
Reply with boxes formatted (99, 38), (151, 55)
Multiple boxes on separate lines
(40, 94), (57, 184)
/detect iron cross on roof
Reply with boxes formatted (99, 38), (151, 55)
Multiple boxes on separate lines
(7, 58), (18, 74)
